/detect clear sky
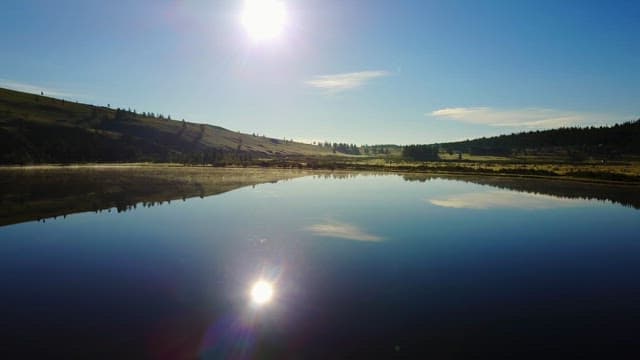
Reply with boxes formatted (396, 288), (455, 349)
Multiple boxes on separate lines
(1, 0), (638, 144)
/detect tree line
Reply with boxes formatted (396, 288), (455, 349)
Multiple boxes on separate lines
(405, 120), (640, 161)
(402, 144), (439, 161)
(317, 142), (361, 155)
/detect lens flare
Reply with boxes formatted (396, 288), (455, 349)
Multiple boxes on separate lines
(241, 0), (287, 41)
(250, 280), (274, 305)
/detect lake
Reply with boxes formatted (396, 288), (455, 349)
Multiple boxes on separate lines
(1, 168), (639, 358)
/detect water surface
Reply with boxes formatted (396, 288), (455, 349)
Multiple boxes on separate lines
(1, 170), (639, 358)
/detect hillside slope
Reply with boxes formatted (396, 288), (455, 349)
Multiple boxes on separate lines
(436, 121), (640, 160)
(0, 88), (333, 164)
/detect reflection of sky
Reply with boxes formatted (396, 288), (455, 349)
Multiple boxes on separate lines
(429, 190), (593, 210)
(1, 173), (639, 358)
(306, 221), (382, 242)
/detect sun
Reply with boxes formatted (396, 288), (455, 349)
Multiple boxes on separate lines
(250, 280), (274, 305)
(241, 0), (287, 41)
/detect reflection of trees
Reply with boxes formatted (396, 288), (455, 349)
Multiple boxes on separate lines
(0, 167), (308, 226)
(402, 173), (640, 209)
(313, 172), (389, 180)
(3, 169), (636, 226)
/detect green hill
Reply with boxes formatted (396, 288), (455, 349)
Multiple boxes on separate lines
(0, 87), (334, 164)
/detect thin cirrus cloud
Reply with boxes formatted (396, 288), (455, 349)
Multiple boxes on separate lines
(429, 107), (617, 129)
(305, 70), (389, 93)
(306, 221), (382, 242)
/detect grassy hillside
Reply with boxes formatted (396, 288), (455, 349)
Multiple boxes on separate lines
(0, 87), (334, 164)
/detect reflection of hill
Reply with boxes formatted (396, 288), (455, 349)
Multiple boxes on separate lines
(0, 166), (308, 226)
(402, 173), (640, 210)
(3, 169), (637, 227)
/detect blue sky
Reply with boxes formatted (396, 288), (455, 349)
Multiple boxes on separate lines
(1, 0), (638, 144)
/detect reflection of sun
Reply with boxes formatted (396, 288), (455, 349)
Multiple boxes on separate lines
(250, 280), (274, 305)
(241, 0), (287, 41)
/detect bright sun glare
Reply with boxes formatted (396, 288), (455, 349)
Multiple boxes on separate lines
(241, 0), (287, 41)
(250, 280), (274, 305)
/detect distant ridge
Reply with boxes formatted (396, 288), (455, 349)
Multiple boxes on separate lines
(0, 87), (333, 164)
(2, 86), (638, 165)
(430, 120), (640, 161)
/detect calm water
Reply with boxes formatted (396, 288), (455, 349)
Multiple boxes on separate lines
(1, 173), (639, 358)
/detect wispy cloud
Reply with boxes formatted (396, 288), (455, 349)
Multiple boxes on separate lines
(429, 190), (592, 210)
(306, 221), (382, 242)
(0, 79), (84, 99)
(306, 70), (389, 92)
(429, 107), (619, 129)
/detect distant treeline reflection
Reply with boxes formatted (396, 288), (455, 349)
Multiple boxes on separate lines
(1, 168), (637, 227)
(403, 174), (640, 210)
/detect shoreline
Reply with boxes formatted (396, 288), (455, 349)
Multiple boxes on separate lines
(1, 162), (639, 186)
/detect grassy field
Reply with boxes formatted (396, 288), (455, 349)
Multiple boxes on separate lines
(233, 155), (640, 183)
(5, 155), (639, 183)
